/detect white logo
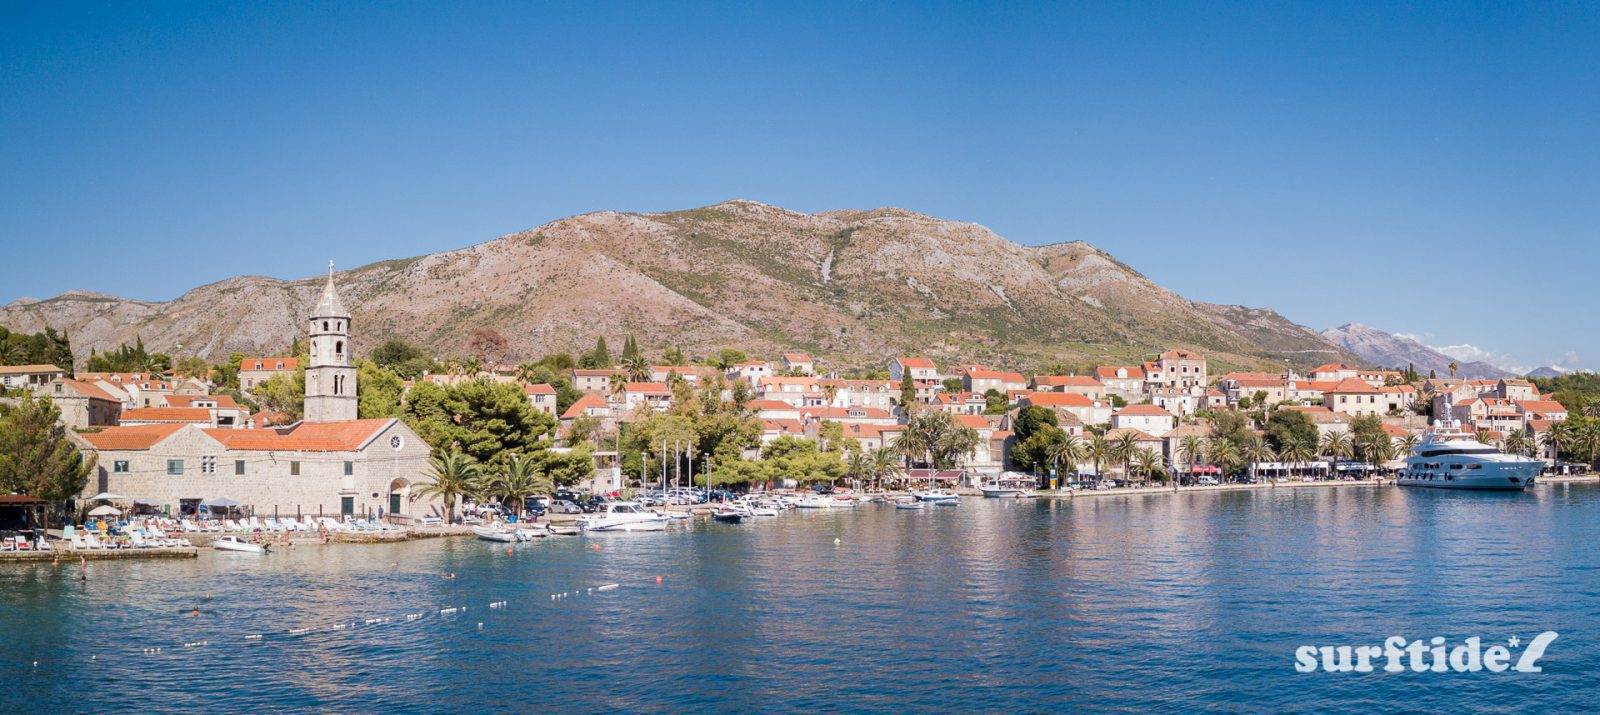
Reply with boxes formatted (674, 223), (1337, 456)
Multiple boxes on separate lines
(1295, 632), (1558, 673)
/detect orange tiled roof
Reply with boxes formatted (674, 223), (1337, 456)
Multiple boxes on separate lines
(561, 394), (609, 419)
(80, 423), (188, 450)
(968, 369), (1026, 382)
(1161, 349), (1201, 360)
(896, 357), (937, 369)
(1327, 378), (1380, 394)
(59, 379), (118, 402)
(953, 414), (992, 430)
(1518, 400), (1566, 413)
(1094, 366), (1146, 380)
(782, 353), (813, 363)
(0, 364), (66, 375)
(120, 407), (212, 423)
(203, 419), (394, 452)
(239, 357), (299, 372)
(524, 383), (556, 395)
(1034, 375), (1102, 387)
(1116, 404), (1175, 417)
(1024, 393), (1096, 407)
(1103, 427), (1159, 442)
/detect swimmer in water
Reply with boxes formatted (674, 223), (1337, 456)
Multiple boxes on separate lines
(446, 573), (456, 580)
(191, 607), (201, 617)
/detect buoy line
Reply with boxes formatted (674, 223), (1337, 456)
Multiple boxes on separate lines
(24, 580), (634, 670)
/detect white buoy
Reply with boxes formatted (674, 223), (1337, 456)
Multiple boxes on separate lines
(833, 538), (841, 545)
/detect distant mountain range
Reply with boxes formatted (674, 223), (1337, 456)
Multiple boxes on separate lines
(0, 200), (1441, 374)
(1320, 323), (1513, 379)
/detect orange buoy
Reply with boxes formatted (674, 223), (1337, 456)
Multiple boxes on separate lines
(506, 548), (513, 556)
(592, 543), (600, 550)
(656, 575), (663, 584)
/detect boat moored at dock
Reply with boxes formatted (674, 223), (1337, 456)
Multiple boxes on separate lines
(1397, 419), (1542, 491)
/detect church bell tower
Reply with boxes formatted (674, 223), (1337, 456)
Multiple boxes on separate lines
(303, 261), (358, 423)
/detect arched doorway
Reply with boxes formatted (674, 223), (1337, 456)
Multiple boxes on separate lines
(388, 479), (411, 516)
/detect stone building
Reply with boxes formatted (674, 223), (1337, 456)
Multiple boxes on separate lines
(76, 264), (439, 521)
(304, 262), (358, 423)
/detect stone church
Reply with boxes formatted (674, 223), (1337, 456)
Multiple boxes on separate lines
(80, 266), (439, 521)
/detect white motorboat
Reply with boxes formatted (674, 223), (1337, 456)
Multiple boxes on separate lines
(1397, 419), (1541, 491)
(545, 524), (581, 536)
(212, 535), (269, 554)
(894, 500), (925, 510)
(978, 473), (1038, 498)
(577, 502), (672, 532)
(794, 496), (831, 509)
(913, 489), (960, 503)
(471, 525), (520, 542)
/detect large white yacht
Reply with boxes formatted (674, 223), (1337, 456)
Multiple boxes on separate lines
(1397, 419), (1542, 491)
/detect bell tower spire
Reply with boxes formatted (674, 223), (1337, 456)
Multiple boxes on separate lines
(303, 260), (357, 422)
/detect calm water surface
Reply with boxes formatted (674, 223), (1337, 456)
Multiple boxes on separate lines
(4, 485), (1598, 713)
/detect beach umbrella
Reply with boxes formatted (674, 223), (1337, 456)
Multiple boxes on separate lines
(88, 492), (125, 501)
(87, 505), (122, 516)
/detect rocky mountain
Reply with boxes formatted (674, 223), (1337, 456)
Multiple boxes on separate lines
(1, 200), (1355, 372)
(1320, 323), (1511, 380)
(1526, 366), (1569, 379)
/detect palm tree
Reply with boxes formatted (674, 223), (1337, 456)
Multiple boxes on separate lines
(1131, 447), (1166, 486)
(622, 354), (651, 383)
(1241, 434), (1275, 483)
(1397, 434), (1419, 455)
(1503, 430), (1531, 458)
(1207, 437), (1239, 479)
(1448, 361), (1458, 378)
(1177, 434), (1206, 479)
(609, 373), (629, 402)
(1475, 428), (1498, 447)
(870, 448), (904, 490)
(480, 453), (551, 516)
(1280, 434), (1316, 480)
(1320, 431), (1353, 462)
(845, 450), (872, 490)
(416, 450), (482, 524)
(1358, 435), (1396, 471)
(1085, 433), (1109, 482)
(1046, 433), (1086, 479)
(1110, 432), (1141, 484)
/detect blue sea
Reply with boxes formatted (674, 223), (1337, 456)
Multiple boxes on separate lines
(3, 485), (1597, 713)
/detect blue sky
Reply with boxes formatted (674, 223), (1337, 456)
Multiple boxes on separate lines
(3, 2), (1596, 372)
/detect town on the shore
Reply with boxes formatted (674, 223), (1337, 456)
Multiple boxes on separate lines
(1, 265), (1596, 532)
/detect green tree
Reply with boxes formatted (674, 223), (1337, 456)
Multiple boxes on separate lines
(416, 450), (481, 524)
(1177, 434), (1206, 477)
(0, 394), (95, 508)
(1046, 433), (1086, 477)
(480, 453), (552, 514)
(1320, 431), (1354, 462)
(255, 365), (307, 420)
(580, 337), (613, 369)
(660, 346), (687, 366)
(356, 360), (406, 419)
(1240, 434), (1275, 482)
(1132, 447), (1167, 485)
(621, 335), (640, 362)
(1264, 409), (1317, 453)
(622, 354), (651, 383)
(899, 371), (918, 408)
(940, 378), (964, 393)
(401, 380), (557, 468)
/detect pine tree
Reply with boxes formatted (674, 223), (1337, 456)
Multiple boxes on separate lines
(0, 394), (95, 508)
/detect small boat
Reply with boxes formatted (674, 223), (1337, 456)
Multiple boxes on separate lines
(710, 507), (745, 523)
(578, 502), (671, 532)
(979, 473), (1039, 498)
(913, 489), (960, 503)
(794, 496), (831, 509)
(933, 499), (960, 507)
(748, 504), (780, 517)
(545, 524), (580, 536)
(894, 501), (925, 510)
(212, 535), (269, 554)
(471, 525), (519, 543)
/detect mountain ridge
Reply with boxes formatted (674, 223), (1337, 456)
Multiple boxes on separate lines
(2, 200), (1356, 372)
(1320, 322), (1512, 379)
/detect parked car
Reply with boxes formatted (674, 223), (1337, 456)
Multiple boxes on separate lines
(548, 499), (586, 515)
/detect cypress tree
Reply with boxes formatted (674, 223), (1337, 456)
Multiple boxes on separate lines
(899, 371), (917, 408)
(592, 337), (611, 368)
